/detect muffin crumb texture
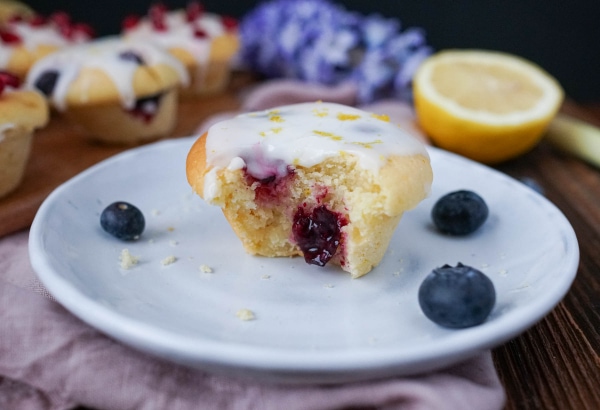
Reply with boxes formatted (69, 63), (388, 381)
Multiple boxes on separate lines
(161, 255), (177, 266)
(236, 309), (255, 321)
(119, 248), (139, 269)
(199, 264), (213, 273)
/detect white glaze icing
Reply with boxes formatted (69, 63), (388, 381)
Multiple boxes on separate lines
(0, 20), (88, 69)
(25, 36), (189, 111)
(124, 11), (228, 66)
(0, 48), (11, 68)
(203, 102), (429, 200)
(12, 21), (87, 49)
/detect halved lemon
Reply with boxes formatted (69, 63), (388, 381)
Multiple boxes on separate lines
(413, 49), (564, 164)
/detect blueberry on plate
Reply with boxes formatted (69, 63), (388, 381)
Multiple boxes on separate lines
(418, 263), (496, 328)
(100, 201), (145, 241)
(432, 190), (488, 235)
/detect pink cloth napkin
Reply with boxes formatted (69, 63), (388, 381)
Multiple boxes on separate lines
(0, 81), (506, 410)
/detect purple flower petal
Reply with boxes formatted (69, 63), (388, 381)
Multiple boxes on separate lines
(239, 0), (433, 103)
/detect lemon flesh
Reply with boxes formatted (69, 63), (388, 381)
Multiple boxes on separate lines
(414, 50), (564, 164)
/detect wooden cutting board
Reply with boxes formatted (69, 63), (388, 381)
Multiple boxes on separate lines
(0, 77), (248, 239)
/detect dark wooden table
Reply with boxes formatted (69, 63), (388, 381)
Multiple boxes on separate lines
(2, 75), (599, 409)
(492, 102), (600, 410)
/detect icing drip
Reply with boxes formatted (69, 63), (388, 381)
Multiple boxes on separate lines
(0, 123), (15, 142)
(204, 102), (429, 201)
(242, 144), (290, 181)
(0, 17), (91, 70)
(10, 20), (87, 50)
(25, 37), (189, 111)
(124, 11), (229, 66)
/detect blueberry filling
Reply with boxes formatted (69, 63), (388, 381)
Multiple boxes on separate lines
(292, 205), (347, 267)
(257, 175), (276, 184)
(126, 93), (163, 123)
(34, 70), (59, 97)
(244, 166), (294, 204)
(118, 50), (146, 65)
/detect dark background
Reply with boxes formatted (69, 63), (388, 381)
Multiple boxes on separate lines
(26, 0), (600, 102)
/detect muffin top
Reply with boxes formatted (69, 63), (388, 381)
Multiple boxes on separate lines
(25, 36), (189, 110)
(0, 0), (33, 25)
(204, 102), (429, 175)
(0, 71), (48, 133)
(0, 12), (93, 78)
(187, 102), (432, 212)
(122, 3), (239, 66)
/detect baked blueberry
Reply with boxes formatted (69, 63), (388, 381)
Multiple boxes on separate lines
(127, 93), (162, 123)
(118, 50), (146, 65)
(34, 70), (60, 97)
(100, 201), (145, 240)
(432, 190), (488, 235)
(418, 263), (496, 328)
(292, 205), (347, 266)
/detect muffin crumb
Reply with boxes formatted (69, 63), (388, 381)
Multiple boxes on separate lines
(119, 249), (139, 269)
(236, 309), (255, 321)
(161, 255), (177, 266)
(199, 264), (213, 273)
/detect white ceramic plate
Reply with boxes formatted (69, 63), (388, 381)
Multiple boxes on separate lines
(29, 137), (579, 384)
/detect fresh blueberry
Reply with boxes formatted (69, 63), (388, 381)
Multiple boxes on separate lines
(34, 70), (59, 97)
(418, 263), (496, 328)
(432, 190), (488, 235)
(100, 201), (145, 241)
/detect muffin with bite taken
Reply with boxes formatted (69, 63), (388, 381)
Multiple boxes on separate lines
(26, 36), (189, 145)
(0, 11), (93, 81)
(122, 1), (239, 97)
(186, 102), (433, 278)
(0, 70), (48, 198)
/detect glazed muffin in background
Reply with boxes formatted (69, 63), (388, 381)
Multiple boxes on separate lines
(0, 70), (48, 198)
(186, 102), (433, 278)
(0, 11), (93, 81)
(26, 37), (189, 145)
(0, 0), (33, 24)
(122, 2), (239, 97)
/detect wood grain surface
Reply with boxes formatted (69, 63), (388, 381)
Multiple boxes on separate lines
(492, 102), (600, 410)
